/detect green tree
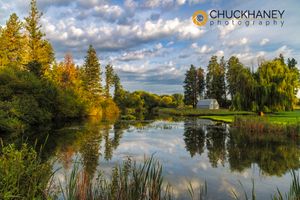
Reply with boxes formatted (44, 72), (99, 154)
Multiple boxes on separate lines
(287, 58), (297, 69)
(0, 13), (24, 67)
(172, 93), (184, 107)
(105, 64), (115, 98)
(113, 74), (125, 108)
(61, 53), (78, 88)
(183, 65), (198, 108)
(226, 56), (244, 100)
(24, 0), (54, 75)
(197, 67), (205, 99)
(206, 56), (226, 106)
(256, 57), (299, 111)
(232, 67), (256, 111)
(83, 45), (102, 97)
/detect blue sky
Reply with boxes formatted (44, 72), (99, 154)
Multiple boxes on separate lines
(0, 0), (299, 94)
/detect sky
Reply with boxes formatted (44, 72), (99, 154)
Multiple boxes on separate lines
(0, 0), (300, 94)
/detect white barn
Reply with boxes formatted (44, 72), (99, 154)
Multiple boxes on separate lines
(197, 99), (219, 109)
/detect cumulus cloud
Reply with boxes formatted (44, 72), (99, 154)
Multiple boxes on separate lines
(114, 60), (185, 85)
(176, 0), (186, 5)
(110, 43), (164, 62)
(2, 0), (297, 95)
(260, 38), (269, 46)
(124, 0), (138, 10)
(215, 50), (224, 57)
(42, 15), (205, 53)
(218, 23), (238, 38)
(143, 0), (174, 8)
(225, 37), (249, 46)
(93, 4), (123, 19)
(191, 43), (214, 54)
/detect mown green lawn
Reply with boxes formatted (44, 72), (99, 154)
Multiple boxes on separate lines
(158, 108), (300, 124)
(158, 108), (252, 116)
(200, 110), (300, 124)
(266, 110), (300, 124)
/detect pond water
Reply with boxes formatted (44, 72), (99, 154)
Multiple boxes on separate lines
(42, 117), (300, 199)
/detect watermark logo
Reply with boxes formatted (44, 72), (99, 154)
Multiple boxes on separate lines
(192, 9), (285, 27)
(192, 10), (208, 26)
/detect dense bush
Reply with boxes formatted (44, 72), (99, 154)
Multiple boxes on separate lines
(0, 143), (52, 199)
(0, 66), (86, 134)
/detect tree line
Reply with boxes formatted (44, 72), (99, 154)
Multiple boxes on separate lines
(0, 0), (185, 134)
(0, 0), (126, 134)
(184, 55), (299, 112)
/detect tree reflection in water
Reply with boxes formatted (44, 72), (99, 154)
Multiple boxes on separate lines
(183, 118), (300, 176)
(46, 117), (300, 180)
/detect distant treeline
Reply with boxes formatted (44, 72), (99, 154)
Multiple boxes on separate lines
(184, 55), (299, 112)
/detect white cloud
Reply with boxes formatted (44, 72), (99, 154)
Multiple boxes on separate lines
(77, 0), (108, 7)
(225, 37), (249, 46)
(136, 18), (205, 41)
(176, 0), (186, 5)
(143, 0), (173, 8)
(215, 50), (224, 57)
(167, 41), (174, 46)
(218, 23), (238, 38)
(124, 0), (138, 10)
(260, 38), (269, 46)
(94, 4), (123, 17)
(155, 43), (163, 49)
(191, 43), (214, 54)
(111, 43), (164, 62)
(275, 45), (292, 57)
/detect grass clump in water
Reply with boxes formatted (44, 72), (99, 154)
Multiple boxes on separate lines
(59, 155), (172, 200)
(232, 116), (300, 138)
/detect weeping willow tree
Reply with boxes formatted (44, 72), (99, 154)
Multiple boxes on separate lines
(228, 55), (299, 112)
(255, 56), (299, 111)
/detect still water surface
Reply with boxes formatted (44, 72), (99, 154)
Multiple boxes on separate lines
(45, 118), (300, 199)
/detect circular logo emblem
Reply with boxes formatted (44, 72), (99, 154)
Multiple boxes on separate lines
(192, 10), (208, 26)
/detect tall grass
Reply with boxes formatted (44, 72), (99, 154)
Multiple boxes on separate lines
(230, 172), (300, 200)
(1, 141), (300, 200)
(233, 116), (300, 138)
(59, 155), (172, 200)
(0, 142), (52, 199)
(187, 180), (207, 200)
(272, 171), (300, 200)
(232, 179), (256, 200)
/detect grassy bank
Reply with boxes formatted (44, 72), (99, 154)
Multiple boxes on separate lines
(201, 110), (300, 125)
(232, 116), (300, 138)
(158, 108), (253, 123)
(158, 108), (300, 125)
(158, 108), (253, 117)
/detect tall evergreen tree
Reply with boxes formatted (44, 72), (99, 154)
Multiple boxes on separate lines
(219, 57), (227, 104)
(226, 56), (243, 100)
(83, 45), (102, 97)
(183, 65), (198, 108)
(0, 13), (24, 67)
(113, 74), (125, 108)
(287, 58), (297, 69)
(105, 64), (115, 98)
(206, 56), (226, 106)
(197, 67), (205, 99)
(24, 0), (54, 75)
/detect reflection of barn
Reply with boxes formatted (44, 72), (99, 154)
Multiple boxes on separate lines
(197, 99), (219, 109)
